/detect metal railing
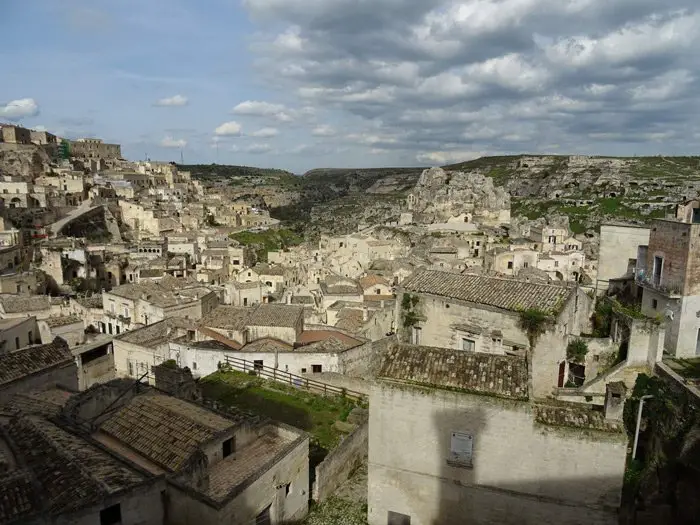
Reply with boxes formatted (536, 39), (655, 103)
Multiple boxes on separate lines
(634, 270), (683, 296)
(223, 355), (366, 403)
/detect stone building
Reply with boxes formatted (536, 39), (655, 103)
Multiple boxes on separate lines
(0, 337), (77, 397)
(70, 138), (122, 159)
(597, 224), (650, 294)
(636, 211), (700, 357)
(368, 344), (627, 525)
(0, 124), (32, 144)
(0, 316), (40, 352)
(29, 129), (58, 145)
(398, 270), (592, 398)
(101, 280), (218, 335)
(81, 381), (309, 524)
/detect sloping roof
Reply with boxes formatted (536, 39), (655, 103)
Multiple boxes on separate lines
(116, 318), (195, 349)
(378, 344), (528, 400)
(100, 393), (245, 472)
(0, 338), (72, 388)
(402, 270), (572, 314)
(247, 304), (304, 328)
(320, 282), (362, 295)
(73, 294), (103, 309)
(253, 263), (286, 276)
(200, 305), (250, 331)
(4, 415), (147, 516)
(0, 469), (39, 524)
(0, 294), (51, 313)
(359, 274), (391, 289)
(44, 315), (82, 328)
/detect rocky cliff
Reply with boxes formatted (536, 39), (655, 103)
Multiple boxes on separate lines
(409, 167), (510, 225)
(0, 143), (52, 180)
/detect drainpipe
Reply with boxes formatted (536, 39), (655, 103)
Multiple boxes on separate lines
(632, 395), (654, 460)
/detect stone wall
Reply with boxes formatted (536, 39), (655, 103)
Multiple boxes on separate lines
(597, 224), (650, 294)
(152, 362), (201, 401)
(313, 420), (368, 503)
(368, 383), (627, 525)
(0, 360), (78, 398)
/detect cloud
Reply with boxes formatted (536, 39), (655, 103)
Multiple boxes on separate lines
(246, 143), (273, 154)
(311, 124), (336, 137)
(232, 100), (293, 122)
(416, 150), (487, 165)
(0, 98), (39, 120)
(160, 136), (187, 148)
(214, 121), (243, 136)
(241, 0), (700, 165)
(154, 94), (188, 107)
(250, 127), (279, 137)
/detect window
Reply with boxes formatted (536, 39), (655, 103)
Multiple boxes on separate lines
(115, 326), (120, 335)
(28, 331), (32, 344)
(554, 261), (559, 267)
(100, 504), (122, 525)
(312, 364), (322, 373)
(652, 299), (658, 309)
(412, 326), (421, 345)
(108, 323), (113, 335)
(507, 261), (513, 269)
(301, 368), (307, 373)
(192, 361), (197, 370)
(285, 483), (291, 496)
(388, 511), (411, 525)
(233, 259), (240, 265)
(461, 338), (475, 352)
(445, 303), (450, 309)
(448, 431), (474, 468)
(376, 288), (381, 295)
(243, 297), (248, 306)
(254, 360), (263, 371)
(222, 437), (234, 458)
(15, 337), (20, 350)
(523, 262), (529, 268)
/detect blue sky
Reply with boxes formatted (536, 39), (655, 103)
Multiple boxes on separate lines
(2, 0), (700, 172)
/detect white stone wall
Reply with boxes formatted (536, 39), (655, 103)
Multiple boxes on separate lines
(368, 384), (626, 525)
(597, 225), (650, 293)
(69, 481), (166, 525)
(113, 338), (170, 383)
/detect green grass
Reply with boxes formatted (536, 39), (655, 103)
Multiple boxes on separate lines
(229, 228), (302, 262)
(301, 497), (368, 525)
(666, 358), (700, 380)
(200, 370), (360, 450)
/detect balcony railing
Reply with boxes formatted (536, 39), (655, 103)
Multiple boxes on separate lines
(635, 270), (683, 297)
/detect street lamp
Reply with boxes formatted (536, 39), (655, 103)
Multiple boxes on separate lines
(632, 394), (654, 460)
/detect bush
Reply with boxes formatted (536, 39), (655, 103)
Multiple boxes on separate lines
(566, 339), (589, 364)
(518, 308), (549, 347)
(592, 299), (613, 337)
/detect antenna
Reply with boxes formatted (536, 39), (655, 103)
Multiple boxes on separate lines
(180, 148), (184, 164)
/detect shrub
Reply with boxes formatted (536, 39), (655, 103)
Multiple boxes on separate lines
(518, 308), (549, 347)
(566, 339), (589, 364)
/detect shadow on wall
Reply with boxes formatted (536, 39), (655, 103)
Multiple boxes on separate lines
(423, 408), (621, 525)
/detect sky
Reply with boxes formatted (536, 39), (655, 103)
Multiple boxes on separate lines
(1, 0), (699, 173)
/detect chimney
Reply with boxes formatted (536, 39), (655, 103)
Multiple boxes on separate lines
(286, 293), (293, 305)
(362, 306), (369, 322)
(604, 381), (627, 421)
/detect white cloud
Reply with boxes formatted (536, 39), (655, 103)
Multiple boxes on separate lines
(214, 121), (243, 136)
(232, 100), (293, 121)
(246, 143), (273, 154)
(160, 136), (187, 148)
(311, 125), (336, 137)
(250, 127), (279, 137)
(0, 98), (39, 120)
(416, 150), (486, 165)
(154, 94), (189, 107)
(629, 70), (694, 102)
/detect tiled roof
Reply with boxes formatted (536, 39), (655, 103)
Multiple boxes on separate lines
(200, 305), (251, 331)
(254, 263), (286, 276)
(4, 415), (146, 516)
(0, 470), (40, 524)
(44, 315), (82, 328)
(100, 393), (247, 472)
(0, 294), (50, 313)
(247, 304), (304, 328)
(241, 338), (293, 353)
(359, 274), (390, 289)
(534, 403), (624, 433)
(378, 344), (528, 400)
(402, 270), (572, 314)
(74, 294), (102, 309)
(335, 309), (366, 333)
(117, 317), (195, 349)
(320, 282), (362, 295)
(0, 338), (72, 388)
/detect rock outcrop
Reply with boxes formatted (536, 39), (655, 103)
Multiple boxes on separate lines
(0, 143), (52, 180)
(409, 167), (511, 225)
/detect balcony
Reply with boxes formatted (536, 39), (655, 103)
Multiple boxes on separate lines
(635, 270), (683, 297)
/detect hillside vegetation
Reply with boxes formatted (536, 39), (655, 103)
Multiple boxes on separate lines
(188, 155), (700, 237)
